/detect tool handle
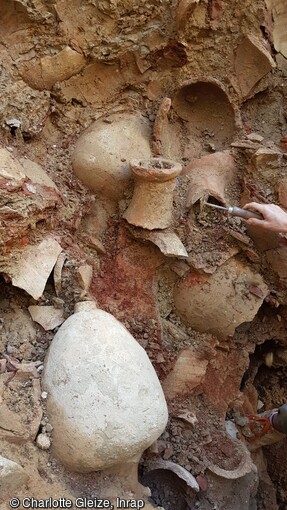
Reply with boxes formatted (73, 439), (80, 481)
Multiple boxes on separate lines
(229, 206), (263, 221)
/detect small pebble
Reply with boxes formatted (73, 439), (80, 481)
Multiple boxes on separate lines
(41, 391), (48, 399)
(46, 423), (53, 433)
(246, 132), (264, 142)
(37, 365), (44, 373)
(36, 433), (51, 450)
(6, 344), (15, 354)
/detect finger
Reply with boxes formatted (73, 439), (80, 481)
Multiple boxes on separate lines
(243, 202), (265, 211)
(246, 218), (268, 228)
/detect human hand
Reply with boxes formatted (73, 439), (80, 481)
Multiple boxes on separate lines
(243, 202), (287, 232)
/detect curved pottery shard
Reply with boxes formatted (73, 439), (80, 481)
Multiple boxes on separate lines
(176, 0), (200, 31)
(207, 439), (253, 480)
(145, 459), (199, 492)
(174, 258), (269, 337)
(20, 47), (86, 90)
(171, 78), (240, 159)
(152, 97), (171, 157)
(127, 227), (188, 259)
(234, 35), (275, 99)
(265, 0), (287, 58)
(183, 150), (235, 206)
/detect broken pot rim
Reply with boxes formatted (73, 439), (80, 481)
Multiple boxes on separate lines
(172, 75), (243, 129)
(144, 459), (200, 492)
(177, 75), (230, 94)
(130, 158), (182, 182)
(206, 432), (254, 480)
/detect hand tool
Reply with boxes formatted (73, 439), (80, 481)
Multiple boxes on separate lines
(204, 202), (263, 220)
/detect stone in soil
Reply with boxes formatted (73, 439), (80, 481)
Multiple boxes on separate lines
(0, 454), (29, 495)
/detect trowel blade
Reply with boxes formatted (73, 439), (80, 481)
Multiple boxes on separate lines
(204, 202), (228, 212)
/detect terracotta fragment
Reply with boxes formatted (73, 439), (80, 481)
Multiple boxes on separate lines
(280, 135), (287, 152)
(152, 97), (171, 156)
(170, 260), (190, 276)
(265, 0), (287, 58)
(231, 140), (261, 150)
(162, 349), (208, 399)
(0, 400), (29, 444)
(9, 238), (62, 300)
(127, 227), (188, 259)
(174, 258), (269, 337)
(53, 252), (66, 297)
(28, 305), (65, 331)
(77, 264), (93, 291)
(207, 439), (253, 479)
(20, 46), (86, 90)
(234, 35), (276, 99)
(123, 158), (182, 230)
(183, 151), (235, 206)
(176, 0), (200, 31)
(144, 459), (199, 492)
(208, 0), (224, 22)
(246, 133), (264, 143)
(20, 158), (59, 190)
(0, 148), (25, 188)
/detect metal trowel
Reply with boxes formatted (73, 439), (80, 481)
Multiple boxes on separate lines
(204, 202), (263, 221)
